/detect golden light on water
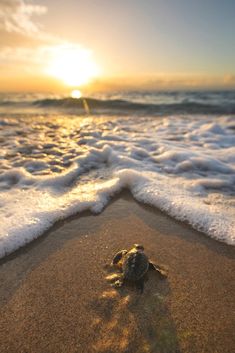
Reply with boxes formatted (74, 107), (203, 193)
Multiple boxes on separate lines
(71, 89), (82, 99)
(46, 44), (100, 87)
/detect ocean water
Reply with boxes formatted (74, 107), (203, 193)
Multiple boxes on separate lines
(0, 90), (235, 258)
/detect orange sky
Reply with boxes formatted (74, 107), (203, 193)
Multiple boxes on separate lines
(0, 0), (234, 92)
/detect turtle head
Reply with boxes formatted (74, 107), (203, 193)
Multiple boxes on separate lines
(134, 244), (144, 252)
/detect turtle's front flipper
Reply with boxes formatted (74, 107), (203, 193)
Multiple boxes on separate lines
(111, 249), (127, 265)
(149, 261), (168, 278)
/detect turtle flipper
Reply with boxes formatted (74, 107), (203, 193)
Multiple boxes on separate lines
(112, 275), (124, 288)
(111, 249), (127, 265)
(136, 278), (145, 294)
(149, 261), (168, 278)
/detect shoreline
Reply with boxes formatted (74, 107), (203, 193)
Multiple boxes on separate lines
(0, 191), (235, 353)
(1, 189), (234, 265)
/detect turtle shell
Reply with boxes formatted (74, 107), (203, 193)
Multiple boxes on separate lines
(122, 250), (149, 281)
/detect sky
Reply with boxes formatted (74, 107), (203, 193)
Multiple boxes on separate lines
(0, 0), (235, 92)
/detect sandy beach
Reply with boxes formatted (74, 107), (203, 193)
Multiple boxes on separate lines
(0, 192), (234, 353)
(1, 1), (235, 352)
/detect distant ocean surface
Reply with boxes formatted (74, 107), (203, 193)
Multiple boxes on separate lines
(0, 90), (235, 258)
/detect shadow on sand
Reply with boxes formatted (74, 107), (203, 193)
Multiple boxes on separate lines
(89, 266), (181, 353)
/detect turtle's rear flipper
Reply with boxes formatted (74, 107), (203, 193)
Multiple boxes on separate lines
(112, 277), (124, 288)
(149, 261), (168, 278)
(136, 278), (144, 294)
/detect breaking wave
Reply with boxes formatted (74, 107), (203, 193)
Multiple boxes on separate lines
(33, 97), (235, 115)
(1, 90), (235, 115)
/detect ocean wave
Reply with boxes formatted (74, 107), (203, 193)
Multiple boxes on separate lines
(33, 97), (235, 115)
(1, 95), (235, 115)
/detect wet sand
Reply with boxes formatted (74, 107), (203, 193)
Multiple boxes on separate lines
(0, 192), (235, 353)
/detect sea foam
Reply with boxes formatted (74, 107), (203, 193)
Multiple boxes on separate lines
(0, 113), (235, 258)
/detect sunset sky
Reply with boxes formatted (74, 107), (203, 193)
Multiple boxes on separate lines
(0, 0), (235, 92)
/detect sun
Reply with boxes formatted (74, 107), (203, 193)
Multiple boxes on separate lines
(71, 89), (82, 99)
(46, 44), (100, 87)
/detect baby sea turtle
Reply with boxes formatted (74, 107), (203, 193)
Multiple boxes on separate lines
(111, 244), (167, 293)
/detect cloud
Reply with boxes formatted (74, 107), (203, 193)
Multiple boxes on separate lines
(0, 0), (47, 36)
(223, 74), (235, 85)
(99, 73), (235, 91)
(0, 0), (64, 75)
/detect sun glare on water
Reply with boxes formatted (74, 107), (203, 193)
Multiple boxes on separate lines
(46, 44), (100, 87)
